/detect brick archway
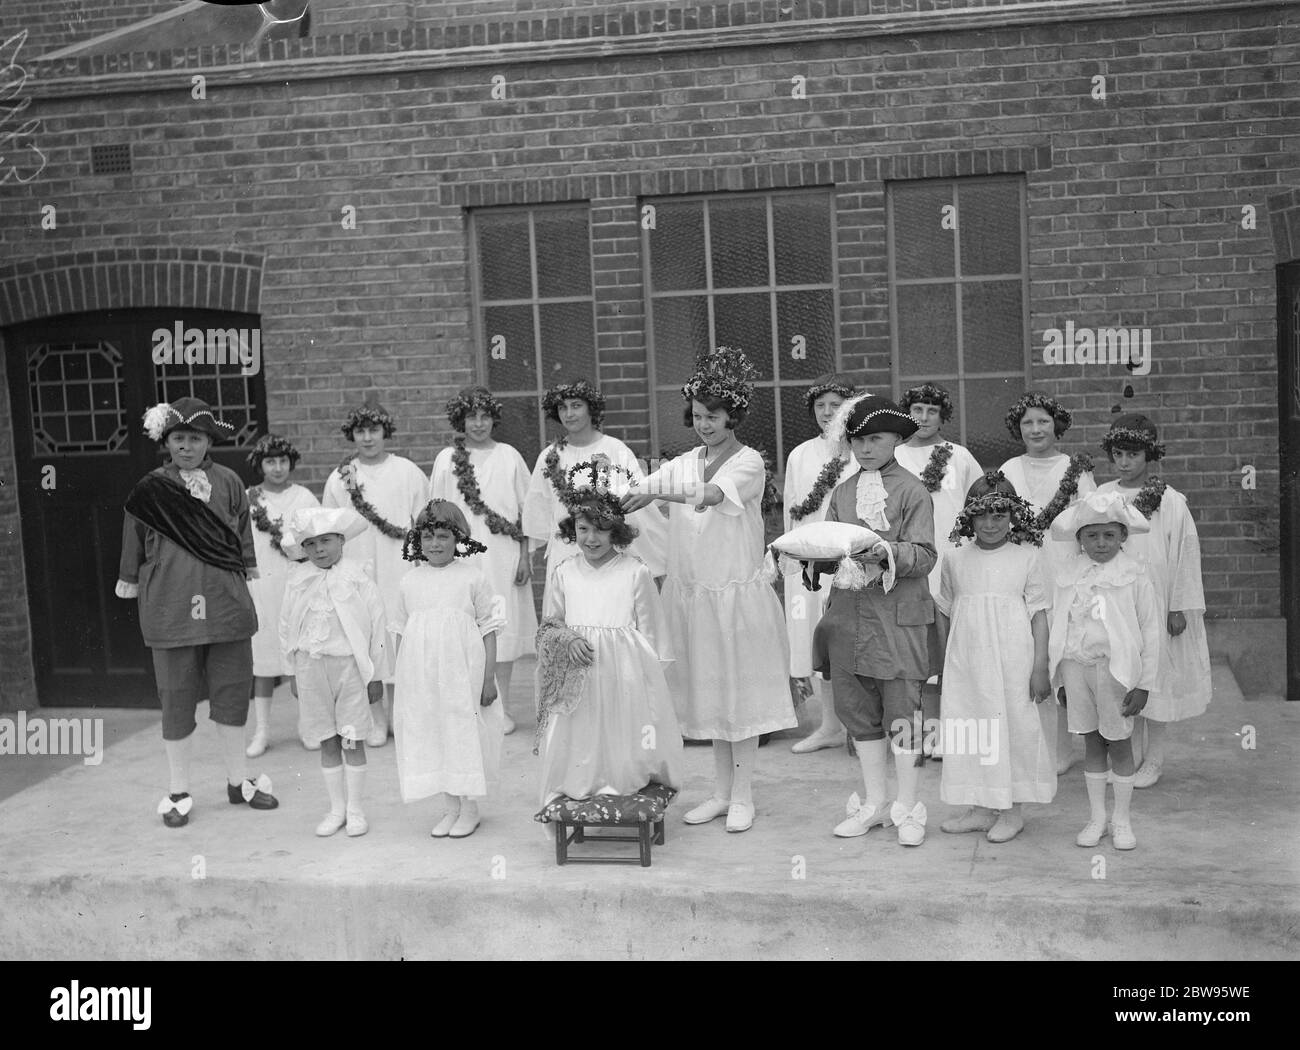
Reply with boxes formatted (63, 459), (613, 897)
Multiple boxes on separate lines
(0, 248), (265, 325)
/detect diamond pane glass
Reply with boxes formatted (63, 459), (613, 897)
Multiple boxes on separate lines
(29, 342), (127, 453)
(896, 284), (958, 377)
(649, 200), (706, 292)
(709, 196), (770, 289)
(892, 183), (955, 280)
(960, 376), (1025, 469)
(66, 384), (90, 412)
(652, 296), (711, 384)
(776, 290), (835, 381)
(63, 353), (88, 380)
(958, 180), (1022, 277)
(538, 300), (597, 385)
(962, 280), (1025, 373)
(714, 293), (772, 380)
(773, 193), (833, 285)
(535, 209), (592, 298)
(477, 211), (533, 301)
(483, 305), (538, 393)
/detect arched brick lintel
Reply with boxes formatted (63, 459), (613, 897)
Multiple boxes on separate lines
(0, 248), (265, 327)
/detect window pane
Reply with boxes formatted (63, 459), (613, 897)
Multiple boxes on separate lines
(892, 182), (954, 280)
(649, 200), (706, 292)
(958, 181), (1022, 277)
(960, 376), (1024, 470)
(652, 296), (711, 385)
(65, 383), (90, 412)
(776, 289), (835, 381)
(714, 293), (772, 380)
(962, 280), (1025, 373)
(535, 209), (592, 298)
(896, 284), (957, 376)
(477, 212), (533, 301)
(654, 392), (697, 461)
(483, 304), (537, 393)
(773, 194), (832, 285)
(538, 301), (597, 386)
(709, 196), (769, 289)
(494, 395), (541, 470)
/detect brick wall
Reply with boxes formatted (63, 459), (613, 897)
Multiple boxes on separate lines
(0, 3), (1294, 707)
(1, 0), (176, 59)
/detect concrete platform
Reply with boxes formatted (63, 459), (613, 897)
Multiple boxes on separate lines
(0, 660), (1296, 961)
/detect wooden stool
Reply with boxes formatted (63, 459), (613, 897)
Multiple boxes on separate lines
(535, 783), (675, 867)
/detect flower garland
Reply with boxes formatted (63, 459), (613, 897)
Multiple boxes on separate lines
(336, 454), (408, 539)
(248, 486), (292, 558)
(759, 449), (781, 516)
(789, 456), (846, 522)
(918, 443), (954, 494)
(1035, 453), (1094, 531)
(542, 435), (574, 503)
(450, 436), (523, 540)
(1129, 475), (1167, 519)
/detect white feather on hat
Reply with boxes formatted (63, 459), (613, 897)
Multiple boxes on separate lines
(1050, 491), (1150, 542)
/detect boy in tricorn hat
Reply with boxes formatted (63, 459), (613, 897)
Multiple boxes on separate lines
(116, 397), (279, 828)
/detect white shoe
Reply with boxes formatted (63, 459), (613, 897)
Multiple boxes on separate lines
(315, 812), (346, 837)
(502, 711), (517, 736)
(832, 793), (891, 838)
(245, 730), (268, 758)
(725, 802), (754, 833)
(345, 811), (369, 837)
(1108, 820), (1137, 850)
(366, 719), (388, 748)
(431, 808), (460, 838)
(891, 801), (927, 846)
(1133, 762), (1162, 789)
(1076, 819), (1108, 848)
(301, 736), (321, 751)
(448, 810), (480, 838)
(791, 727), (844, 754)
(940, 807), (997, 834)
(683, 797), (731, 825)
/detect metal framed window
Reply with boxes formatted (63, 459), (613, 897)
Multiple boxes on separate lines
(28, 341), (129, 455)
(641, 188), (840, 468)
(153, 360), (260, 445)
(469, 203), (597, 467)
(887, 175), (1031, 468)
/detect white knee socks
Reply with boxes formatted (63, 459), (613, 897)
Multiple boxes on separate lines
(1111, 773), (1135, 824)
(813, 679), (844, 735)
(322, 764), (345, 817)
(857, 738), (889, 809)
(217, 723), (248, 786)
(712, 740), (734, 802)
(892, 739), (922, 809)
(164, 734), (194, 795)
(729, 737), (758, 806)
(344, 763), (366, 819)
(1084, 770), (1109, 824)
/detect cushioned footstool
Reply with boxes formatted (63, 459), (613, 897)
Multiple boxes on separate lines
(535, 783), (676, 867)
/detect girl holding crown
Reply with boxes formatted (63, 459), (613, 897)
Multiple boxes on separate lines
(622, 348), (796, 833)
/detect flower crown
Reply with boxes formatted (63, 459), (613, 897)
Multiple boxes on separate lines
(1005, 391), (1072, 440)
(1101, 426), (1166, 461)
(341, 404), (396, 440)
(804, 377), (857, 413)
(401, 509), (488, 561)
(542, 380), (606, 428)
(562, 458), (637, 519)
(445, 388), (503, 431)
(246, 433), (300, 470)
(681, 346), (758, 412)
(949, 471), (1044, 547)
(900, 383), (954, 423)
(142, 402), (234, 442)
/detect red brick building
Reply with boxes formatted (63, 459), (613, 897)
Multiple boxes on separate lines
(1, 0), (1296, 709)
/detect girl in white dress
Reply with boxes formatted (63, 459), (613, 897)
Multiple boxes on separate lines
(937, 472), (1055, 843)
(391, 501), (504, 840)
(783, 373), (858, 754)
(623, 348), (796, 833)
(523, 379), (667, 606)
(323, 398), (430, 747)
(244, 434), (319, 756)
(430, 387), (537, 736)
(1096, 414), (1212, 787)
(999, 392), (1096, 774)
(537, 466), (684, 804)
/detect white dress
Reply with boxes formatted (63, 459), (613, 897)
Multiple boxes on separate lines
(1096, 480), (1212, 721)
(246, 482), (319, 676)
(895, 440), (984, 600)
(781, 435), (858, 678)
(538, 553), (685, 805)
(323, 454), (429, 681)
(999, 452), (1097, 605)
(938, 542), (1057, 809)
(430, 442), (538, 662)
(391, 560), (505, 801)
(522, 432), (668, 603)
(644, 446), (797, 741)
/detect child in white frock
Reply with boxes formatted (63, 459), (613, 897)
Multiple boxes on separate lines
(391, 501), (504, 840)
(244, 434), (319, 756)
(937, 472), (1055, 843)
(430, 386), (538, 735)
(537, 472), (684, 805)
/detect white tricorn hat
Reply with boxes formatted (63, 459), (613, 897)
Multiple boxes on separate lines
(280, 506), (368, 559)
(1050, 490), (1150, 542)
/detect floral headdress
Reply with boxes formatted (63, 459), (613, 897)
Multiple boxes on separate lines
(341, 397), (397, 440)
(561, 458), (637, 523)
(1100, 413), (1166, 462)
(246, 433), (300, 471)
(1005, 391), (1072, 440)
(402, 499), (488, 561)
(142, 398), (235, 443)
(542, 379), (606, 429)
(949, 470), (1044, 547)
(900, 383), (954, 423)
(681, 346), (758, 413)
(804, 373), (858, 416)
(446, 386), (504, 433)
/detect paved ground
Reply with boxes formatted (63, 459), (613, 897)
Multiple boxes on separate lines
(0, 660), (1295, 960)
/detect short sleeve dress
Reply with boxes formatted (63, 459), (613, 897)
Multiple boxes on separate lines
(247, 482), (320, 676)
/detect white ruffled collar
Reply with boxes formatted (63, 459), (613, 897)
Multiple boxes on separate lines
(1057, 548), (1143, 589)
(854, 471), (890, 531)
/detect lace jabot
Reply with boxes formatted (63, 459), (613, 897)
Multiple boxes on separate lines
(854, 471), (890, 531)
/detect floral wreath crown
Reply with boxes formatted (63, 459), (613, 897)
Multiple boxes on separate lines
(542, 380), (606, 428)
(1004, 392), (1071, 440)
(562, 458), (637, 520)
(804, 377), (857, 413)
(949, 471), (1044, 547)
(681, 346), (757, 411)
(445, 388), (503, 430)
(341, 404), (396, 440)
(900, 383), (954, 423)
(1101, 426), (1166, 461)
(401, 506), (488, 561)
(246, 433), (300, 470)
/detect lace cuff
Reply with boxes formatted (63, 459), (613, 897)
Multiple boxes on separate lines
(115, 579), (139, 599)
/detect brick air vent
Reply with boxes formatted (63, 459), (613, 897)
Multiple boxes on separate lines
(91, 143), (132, 175)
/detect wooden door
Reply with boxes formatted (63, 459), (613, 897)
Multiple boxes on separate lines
(5, 308), (264, 706)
